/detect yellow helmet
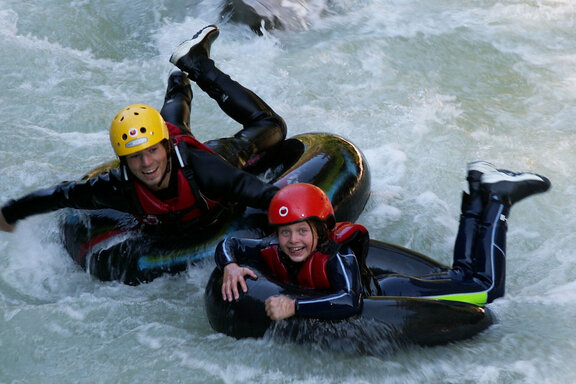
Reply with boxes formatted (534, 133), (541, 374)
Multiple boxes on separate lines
(109, 104), (169, 157)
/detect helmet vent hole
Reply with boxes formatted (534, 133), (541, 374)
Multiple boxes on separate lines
(122, 134), (127, 140)
(140, 127), (147, 134)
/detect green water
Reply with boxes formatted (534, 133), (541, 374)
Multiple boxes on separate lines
(1, 0), (575, 383)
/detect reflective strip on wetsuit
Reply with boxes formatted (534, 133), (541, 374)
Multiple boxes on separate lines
(427, 292), (488, 306)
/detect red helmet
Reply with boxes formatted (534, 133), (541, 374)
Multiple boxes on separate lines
(268, 183), (335, 228)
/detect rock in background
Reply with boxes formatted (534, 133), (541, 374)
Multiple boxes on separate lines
(222, 0), (327, 33)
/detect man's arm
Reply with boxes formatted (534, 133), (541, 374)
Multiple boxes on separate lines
(187, 149), (279, 210)
(0, 170), (136, 228)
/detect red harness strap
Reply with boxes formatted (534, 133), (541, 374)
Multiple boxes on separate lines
(331, 222), (368, 243)
(133, 124), (219, 223)
(166, 122), (216, 154)
(260, 246), (291, 283)
(133, 170), (215, 222)
(296, 252), (331, 289)
(260, 245), (331, 289)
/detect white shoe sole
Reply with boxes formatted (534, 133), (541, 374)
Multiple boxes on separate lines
(482, 172), (544, 185)
(169, 26), (218, 65)
(467, 161), (497, 174)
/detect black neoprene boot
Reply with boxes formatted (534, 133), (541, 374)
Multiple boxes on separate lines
(481, 168), (551, 206)
(474, 164), (549, 303)
(169, 26), (286, 167)
(169, 25), (220, 81)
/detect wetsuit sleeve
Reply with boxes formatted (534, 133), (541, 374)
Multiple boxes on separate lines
(184, 149), (279, 210)
(1, 171), (137, 225)
(295, 246), (363, 320)
(214, 237), (270, 270)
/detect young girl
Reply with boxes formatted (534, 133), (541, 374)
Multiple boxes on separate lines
(214, 162), (550, 320)
(216, 182), (367, 320)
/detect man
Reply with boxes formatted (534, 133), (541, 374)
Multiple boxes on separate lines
(0, 25), (286, 233)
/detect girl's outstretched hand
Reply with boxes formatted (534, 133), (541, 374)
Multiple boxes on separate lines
(221, 262), (258, 301)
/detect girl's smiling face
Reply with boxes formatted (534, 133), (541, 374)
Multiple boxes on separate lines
(277, 221), (318, 263)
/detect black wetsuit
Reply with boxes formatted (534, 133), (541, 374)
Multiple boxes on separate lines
(214, 234), (364, 320)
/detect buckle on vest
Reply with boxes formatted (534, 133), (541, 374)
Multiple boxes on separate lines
(141, 215), (161, 225)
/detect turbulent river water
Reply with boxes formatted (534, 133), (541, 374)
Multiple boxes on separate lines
(1, 0), (575, 383)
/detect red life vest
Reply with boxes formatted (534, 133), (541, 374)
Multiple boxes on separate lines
(133, 123), (220, 224)
(260, 222), (368, 289)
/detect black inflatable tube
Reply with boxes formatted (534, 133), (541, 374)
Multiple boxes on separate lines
(204, 239), (495, 350)
(61, 133), (371, 284)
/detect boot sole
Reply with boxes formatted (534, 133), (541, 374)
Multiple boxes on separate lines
(482, 172), (546, 185)
(170, 25), (219, 65)
(467, 161), (497, 175)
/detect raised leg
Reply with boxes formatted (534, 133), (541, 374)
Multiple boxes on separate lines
(451, 161), (495, 277)
(170, 25), (287, 167)
(475, 165), (551, 302)
(376, 163), (550, 306)
(160, 70), (193, 136)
